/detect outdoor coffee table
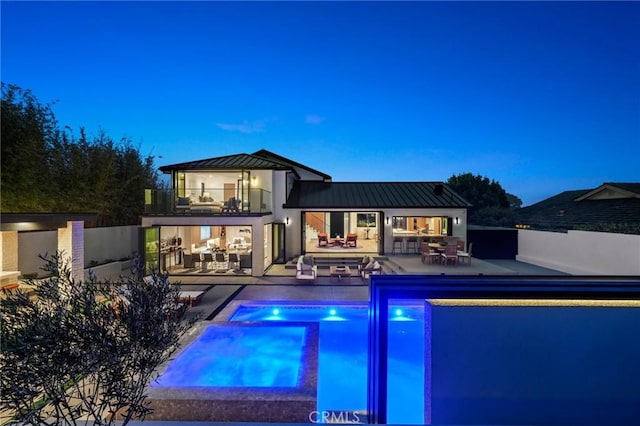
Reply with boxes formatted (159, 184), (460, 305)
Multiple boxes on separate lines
(330, 265), (352, 282)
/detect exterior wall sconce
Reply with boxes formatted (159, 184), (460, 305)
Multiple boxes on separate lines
(286, 217), (290, 225)
(251, 176), (257, 185)
(455, 217), (460, 225)
(386, 217), (390, 225)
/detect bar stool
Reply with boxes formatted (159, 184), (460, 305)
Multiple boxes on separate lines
(392, 237), (404, 254)
(406, 237), (419, 254)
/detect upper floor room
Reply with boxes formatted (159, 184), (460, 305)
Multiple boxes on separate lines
(144, 149), (331, 215)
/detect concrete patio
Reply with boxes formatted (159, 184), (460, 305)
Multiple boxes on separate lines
(172, 256), (567, 322)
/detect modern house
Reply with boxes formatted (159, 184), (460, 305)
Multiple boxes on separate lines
(516, 182), (640, 234)
(141, 149), (470, 276)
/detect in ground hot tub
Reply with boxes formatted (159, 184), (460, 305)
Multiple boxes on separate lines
(146, 321), (318, 422)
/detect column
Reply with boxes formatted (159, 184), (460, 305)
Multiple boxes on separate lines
(58, 221), (85, 283)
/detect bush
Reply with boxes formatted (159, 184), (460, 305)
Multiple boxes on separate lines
(0, 252), (196, 425)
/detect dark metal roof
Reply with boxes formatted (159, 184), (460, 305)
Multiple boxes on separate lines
(158, 153), (294, 173)
(283, 181), (471, 209)
(253, 149), (332, 181)
(517, 184), (640, 233)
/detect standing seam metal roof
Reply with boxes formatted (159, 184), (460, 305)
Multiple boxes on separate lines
(283, 181), (471, 209)
(158, 153), (294, 173)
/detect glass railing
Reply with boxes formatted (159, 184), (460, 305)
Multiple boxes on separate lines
(144, 188), (272, 215)
(368, 275), (640, 425)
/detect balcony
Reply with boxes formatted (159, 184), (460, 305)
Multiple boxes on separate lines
(144, 188), (272, 215)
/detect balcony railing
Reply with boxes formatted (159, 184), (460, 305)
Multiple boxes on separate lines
(144, 188), (272, 215)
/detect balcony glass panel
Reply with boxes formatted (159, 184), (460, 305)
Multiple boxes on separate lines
(144, 188), (272, 215)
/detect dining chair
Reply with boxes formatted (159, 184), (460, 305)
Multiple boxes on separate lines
(457, 242), (473, 265)
(183, 253), (194, 269)
(191, 252), (201, 270)
(202, 252), (214, 271)
(228, 253), (240, 271)
(441, 244), (458, 265)
(215, 252), (228, 271)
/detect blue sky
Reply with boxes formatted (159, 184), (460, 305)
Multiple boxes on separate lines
(2, 1), (639, 206)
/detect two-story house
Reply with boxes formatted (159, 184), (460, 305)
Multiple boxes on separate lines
(141, 149), (470, 276)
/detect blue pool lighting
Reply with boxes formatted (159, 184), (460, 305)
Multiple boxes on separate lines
(227, 303), (425, 424)
(272, 308), (280, 316)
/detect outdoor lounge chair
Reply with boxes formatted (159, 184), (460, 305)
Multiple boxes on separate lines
(360, 259), (382, 278)
(296, 255), (317, 281)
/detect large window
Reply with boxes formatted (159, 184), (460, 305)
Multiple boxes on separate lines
(392, 216), (448, 236)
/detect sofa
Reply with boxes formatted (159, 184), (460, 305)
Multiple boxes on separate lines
(296, 255), (317, 281)
(188, 193), (224, 213)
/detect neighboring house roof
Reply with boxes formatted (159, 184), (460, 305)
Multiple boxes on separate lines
(158, 153), (295, 174)
(517, 183), (640, 233)
(283, 181), (471, 209)
(253, 149), (332, 181)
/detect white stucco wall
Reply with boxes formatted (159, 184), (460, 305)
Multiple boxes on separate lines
(18, 225), (139, 277)
(517, 229), (640, 275)
(84, 225), (139, 265)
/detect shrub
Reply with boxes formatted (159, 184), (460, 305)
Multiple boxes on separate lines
(0, 252), (196, 425)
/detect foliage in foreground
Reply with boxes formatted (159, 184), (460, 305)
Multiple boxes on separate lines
(0, 253), (195, 425)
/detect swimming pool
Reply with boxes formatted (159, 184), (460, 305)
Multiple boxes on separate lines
(227, 303), (425, 424)
(151, 301), (425, 424)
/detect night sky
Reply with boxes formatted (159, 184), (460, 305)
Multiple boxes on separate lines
(2, 1), (638, 205)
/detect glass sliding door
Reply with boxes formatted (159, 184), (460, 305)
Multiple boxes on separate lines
(141, 226), (160, 274)
(272, 222), (285, 263)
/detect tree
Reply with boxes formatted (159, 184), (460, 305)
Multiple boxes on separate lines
(0, 253), (196, 425)
(1, 83), (57, 211)
(447, 173), (519, 226)
(1, 83), (162, 225)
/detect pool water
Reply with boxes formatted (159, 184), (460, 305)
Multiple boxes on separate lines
(230, 304), (425, 424)
(154, 325), (307, 388)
